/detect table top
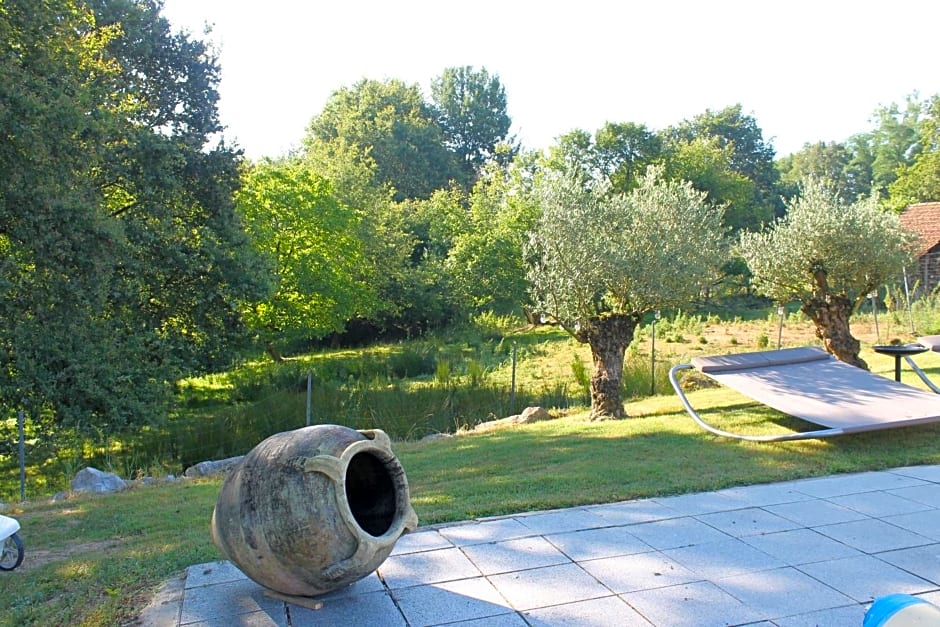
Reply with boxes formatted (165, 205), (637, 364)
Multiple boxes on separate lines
(872, 343), (930, 356)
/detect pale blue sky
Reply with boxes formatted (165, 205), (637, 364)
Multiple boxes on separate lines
(162, 0), (940, 161)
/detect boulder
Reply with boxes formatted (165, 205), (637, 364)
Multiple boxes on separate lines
(71, 467), (127, 494)
(184, 455), (245, 478)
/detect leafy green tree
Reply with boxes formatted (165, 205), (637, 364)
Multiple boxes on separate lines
(887, 94), (940, 210)
(867, 97), (923, 195)
(667, 104), (782, 220)
(526, 167), (726, 419)
(543, 123), (662, 194)
(0, 0), (267, 430)
(304, 78), (463, 200)
(777, 141), (868, 202)
(237, 160), (375, 360)
(445, 162), (541, 315)
(662, 136), (762, 232)
(431, 66), (516, 177)
(738, 179), (916, 368)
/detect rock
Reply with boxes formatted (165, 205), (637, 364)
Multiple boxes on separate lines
(420, 433), (454, 442)
(520, 406), (552, 423)
(183, 455), (244, 478)
(71, 467), (127, 494)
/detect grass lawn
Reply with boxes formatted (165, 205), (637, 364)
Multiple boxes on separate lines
(2, 317), (940, 625)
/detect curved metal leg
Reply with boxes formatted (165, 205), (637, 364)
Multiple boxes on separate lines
(904, 356), (940, 394)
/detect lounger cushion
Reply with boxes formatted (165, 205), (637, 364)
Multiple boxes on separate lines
(918, 336), (940, 352)
(692, 346), (831, 374)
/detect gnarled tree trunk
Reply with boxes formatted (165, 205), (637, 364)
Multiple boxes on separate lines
(576, 313), (641, 420)
(801, 295), (867, 369)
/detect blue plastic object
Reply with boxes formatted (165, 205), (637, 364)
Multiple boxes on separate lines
(864, 594), (940, 627)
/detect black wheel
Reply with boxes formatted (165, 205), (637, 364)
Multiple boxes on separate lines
(0, 533), (24, 571)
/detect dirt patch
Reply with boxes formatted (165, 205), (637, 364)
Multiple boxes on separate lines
(11, 539), (123, 573)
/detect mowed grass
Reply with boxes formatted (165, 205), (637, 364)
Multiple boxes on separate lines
(2, 326), (940, 624)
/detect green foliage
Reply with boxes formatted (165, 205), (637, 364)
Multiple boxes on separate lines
(431, 66), (516, 176)
(739, 178), (917, 308)
(0, 0), (268, 429)
(526, 167), (728, 327)
(237, 160), (376, 356)
(304, 78), (463, 201)
(887, 95), (940, 210)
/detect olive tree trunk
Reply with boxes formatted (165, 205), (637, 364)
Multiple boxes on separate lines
(576, 313), (641, 420)
(801, 295), (867, 369)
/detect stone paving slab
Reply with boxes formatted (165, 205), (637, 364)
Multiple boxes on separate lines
(140, 464), (940, 626)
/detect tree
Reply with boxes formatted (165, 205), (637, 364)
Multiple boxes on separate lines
(738, 179), (916, 369)
(662, 136), (762, 232)
(776, 141), (868, 202)
(237, 160), (375, 360)
(668, 104), (782, 220)
(0, 0), (267, 430)
(543, 123), (662, 194)
(887, 94), (940, 210)
(304, 78), (463, 200)
(445, 161), (541, 315)
(431, 66), (516, 177)
(526, 167), (726, 419)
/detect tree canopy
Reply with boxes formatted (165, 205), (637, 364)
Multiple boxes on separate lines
(738, 179), (917, 368)
(0, 0), (267, 429)
(526, 167), (726, 418)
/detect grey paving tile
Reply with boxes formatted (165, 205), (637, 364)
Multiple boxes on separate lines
(545, 525), (654, 562)
(715, 566), (855, 619)
(663, 537), (784, 579)
(652, 489), (748, 516)
(791, 471), (926, 498)
(579, 551), (699, 594)
(696, 507), (802, 538)
(289, 590), (405, 627)
(587, 499), (681, 525)
(764, 498), (869, 527)
(378, 547), (482, 589)
(741, 528), (862, 566)
(814, 518), (934, 553)
(180, 578), (284, 625)
(316, 572), (385, 599)
(889, 484), (940, 508)
(512, 507), (609, 534)
(391, 529), (453, 555)
(440, 612), (528, 626)
(798, 554), (936, 602)
(437, 517), (534, 546)
(713, 481), (815, 508)
(460, 536), (570, 575)
(524, 595), (652, 626)
(627, 516), (733, 550)
(771, 603), (867, 626)
(180, 611), (286, 627)
(487, 562), (611, 611)
(877, 544), (940, 585)
(621, 580), (763, 627)
(829, 491), (934, 518)
(391, 577), (512, 626)
(883, 510), (940, 541)
(890, 464), (940, 484)
(185, 560), (248, 589)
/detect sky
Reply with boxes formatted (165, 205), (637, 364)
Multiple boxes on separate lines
(161, 0), (940, 161)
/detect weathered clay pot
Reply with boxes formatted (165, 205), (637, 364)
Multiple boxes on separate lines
(210, 425), (418, 597)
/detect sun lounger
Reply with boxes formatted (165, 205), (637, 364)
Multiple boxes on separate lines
(669, 346), (940, 442)
(906, 336), (940, 393)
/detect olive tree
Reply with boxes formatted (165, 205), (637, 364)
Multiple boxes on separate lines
(738, 178), (917, 369)
(526, 167), (727, 419)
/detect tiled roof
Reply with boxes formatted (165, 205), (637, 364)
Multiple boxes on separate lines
(900, 202), (940, 257)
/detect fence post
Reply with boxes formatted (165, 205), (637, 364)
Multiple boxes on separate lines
(777, 305), (785, 350)
(869, 290), (880, 344)
(650, 312), (659, 395)
(306, 372), (312, 427)
(510, 343), (517, 414)
(18, 408), (25, 502)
